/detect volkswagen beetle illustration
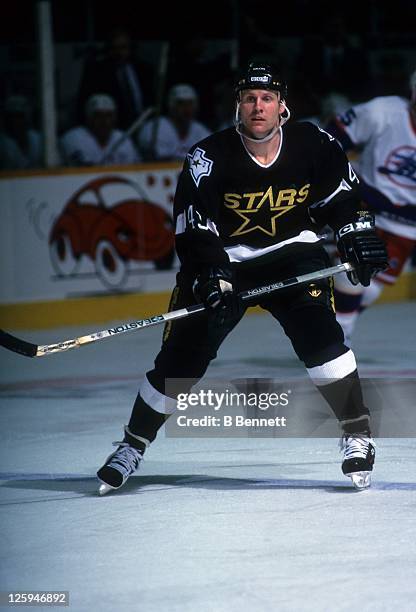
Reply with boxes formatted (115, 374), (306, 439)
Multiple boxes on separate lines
(49, 176), (175, 287)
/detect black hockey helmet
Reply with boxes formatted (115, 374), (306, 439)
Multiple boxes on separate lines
(235, 61), (288, 99)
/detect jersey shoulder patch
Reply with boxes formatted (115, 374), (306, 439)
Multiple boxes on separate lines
(187, 147), (214, 187)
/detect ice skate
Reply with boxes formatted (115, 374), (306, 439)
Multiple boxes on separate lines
(97, 442), (143, 495)
(341, 434), (375, 490)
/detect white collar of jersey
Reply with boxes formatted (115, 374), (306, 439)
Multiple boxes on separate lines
(240, 127), (284, 168)
(234, 102), (291, 143)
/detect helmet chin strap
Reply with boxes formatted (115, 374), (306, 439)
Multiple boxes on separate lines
(235, 101), (291, 143)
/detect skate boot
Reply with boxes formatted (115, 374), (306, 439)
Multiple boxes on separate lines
(97, 441), (144, 495)
(341, 434), (375, 490)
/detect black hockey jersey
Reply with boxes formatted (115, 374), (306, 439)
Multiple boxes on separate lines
(174, 122), (361, 272)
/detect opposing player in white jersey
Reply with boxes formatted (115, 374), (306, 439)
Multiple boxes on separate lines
(327, 70), (416, 341)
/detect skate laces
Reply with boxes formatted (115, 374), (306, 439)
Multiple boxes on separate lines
(341, 435), (374, 460)
(108, 442), (143, 473)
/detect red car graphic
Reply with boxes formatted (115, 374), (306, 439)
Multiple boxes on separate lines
(49, 175), (175, 287)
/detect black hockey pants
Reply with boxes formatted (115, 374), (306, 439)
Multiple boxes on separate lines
(127, 247), (370, 445)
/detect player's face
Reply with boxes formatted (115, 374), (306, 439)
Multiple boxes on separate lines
(172, 99), (197, 123)
(239, 89), (284, 138)
(88, 111), (116, 140)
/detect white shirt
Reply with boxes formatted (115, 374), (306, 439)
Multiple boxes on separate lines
(60, 126), (140, 166)
(338, 96), (416, 238)
(139, 116), (211, 161)
(0, 129), (42, 169)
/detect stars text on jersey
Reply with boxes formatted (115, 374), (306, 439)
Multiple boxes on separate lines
(224, 183), (310, 236)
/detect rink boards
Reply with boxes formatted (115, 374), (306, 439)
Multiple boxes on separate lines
(0, 162), (414, 330)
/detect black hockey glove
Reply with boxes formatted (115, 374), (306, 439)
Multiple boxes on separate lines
(336, 214), (388, 286)
(194, 265), (242, 325)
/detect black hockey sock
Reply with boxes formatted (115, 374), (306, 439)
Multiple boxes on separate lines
(333, 288), (362, 314)
(125, 393), (169, 448)
(316, 370), (371, 434)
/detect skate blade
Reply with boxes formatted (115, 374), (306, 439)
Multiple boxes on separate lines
(98, 481), (117, 496)
(347, 471), (371, 490)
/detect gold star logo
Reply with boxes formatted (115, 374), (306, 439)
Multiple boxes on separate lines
(231, 206), (294, 237)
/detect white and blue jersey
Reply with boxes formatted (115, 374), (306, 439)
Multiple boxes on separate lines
(328, 96), (416, 239)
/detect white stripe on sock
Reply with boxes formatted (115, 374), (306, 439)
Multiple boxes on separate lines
(340, 415), (369, 427)
(307, 350), (357, 386)
(140, 375), (177, 414)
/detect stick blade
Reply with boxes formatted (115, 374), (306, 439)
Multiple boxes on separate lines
(0, 329), (38, 358)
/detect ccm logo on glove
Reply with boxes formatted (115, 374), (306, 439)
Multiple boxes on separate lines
(337, 219), (373, 236)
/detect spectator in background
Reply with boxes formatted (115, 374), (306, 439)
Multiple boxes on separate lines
(0, 96), (42, 170)
(60, 94), (139, 166)
(77, 28), (153, 130)
(138, 84), (211, 161)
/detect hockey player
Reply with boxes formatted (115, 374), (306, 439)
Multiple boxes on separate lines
(97, 62), (387, 494)
(326, 70), (416, 342)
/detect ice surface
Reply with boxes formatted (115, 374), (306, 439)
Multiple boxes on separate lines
(0, 302), (415, 611)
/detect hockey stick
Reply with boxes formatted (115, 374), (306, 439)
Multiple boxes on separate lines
(0, 262), (353, 358)
(99, 106), (154, 165)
